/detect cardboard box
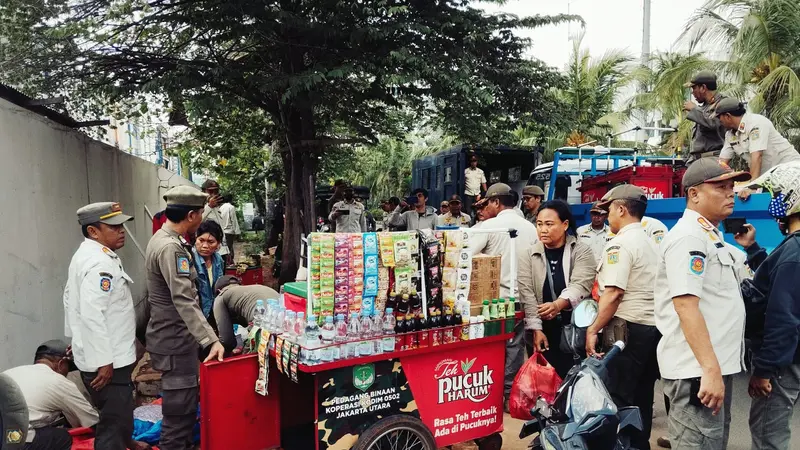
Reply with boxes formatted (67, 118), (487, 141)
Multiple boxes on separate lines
(468, 254), (501, 305)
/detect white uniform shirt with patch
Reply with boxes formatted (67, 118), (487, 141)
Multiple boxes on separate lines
(577, 223), (610, 260)
(720, 112), (800, 174)
(654, 209), (747, 380)
(437, 212), (472, 228)
(607, 216), (668, 252)
(63, 239), (136, 372)
(329, 200), (367, 233)
(597, 222), (658, 326)
(464, 167), (487, 196)
(2, 364), (99, 442)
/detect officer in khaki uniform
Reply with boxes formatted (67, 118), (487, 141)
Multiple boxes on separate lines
(145, 185), (224, 450)
(584, 185), (660, 450)
(328, 185), (366, 233)
(654, 159), (752, 450)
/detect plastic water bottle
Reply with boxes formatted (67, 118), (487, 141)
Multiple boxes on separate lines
(304, 314), (321, 365)
(265, 300), (276, 332)
(295, 312), (307, 347)
(279, 285), (286, 308)
(372, 312), (384, 355)
(359, 311), (374, 356)
(252, 300), (267, 329)
(346, 313), (361, 359)
(275, 306), (286, 334)
(283, 311), (297, 342)
(333, 314), (347, 360)
(320, 316), (335, 362)
(382, 308), (396, 352)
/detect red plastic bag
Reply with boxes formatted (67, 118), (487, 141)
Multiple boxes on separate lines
(509, 352), (563, 420)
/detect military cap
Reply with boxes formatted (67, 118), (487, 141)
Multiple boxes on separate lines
(713, 98), (746, 117)
(589, 201), (608, 214)
(77, 202), (133, 226)
(440, 200), (450, 208)
(596, 185), (647, 210)
(164, 185), (208, 208)
(682, 158), (750, 188)
(448, 195), (462, 205)
(684, 70), (717, 88)
(522, 185), (545, 197)
(484, 183), (515, 199)
(34, 339), (77, 370)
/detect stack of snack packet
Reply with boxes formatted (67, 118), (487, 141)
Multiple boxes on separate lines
(319, 234), (335, 319)
(333, 234), (351, 320)
(350, 234), (365, 315)
(363, 233), (379, 315)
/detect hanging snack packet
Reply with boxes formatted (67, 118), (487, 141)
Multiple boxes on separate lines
(378, 232), (395, 267)
(364, 274), (379, 297)
(393, 232), (411, 266)
(362, 296), (375, 316)
(363, 233), (378, 255)
(395, 266), (413, 293)
(289, 344), (300, 383)
(443, 267), (458, 290)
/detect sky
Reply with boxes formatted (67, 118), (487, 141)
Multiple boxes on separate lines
(480, 0), (706, 70)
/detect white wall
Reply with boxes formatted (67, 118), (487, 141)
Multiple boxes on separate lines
(0, 97), (194, 370)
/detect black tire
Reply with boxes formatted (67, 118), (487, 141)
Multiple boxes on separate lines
(353, 415), (436, 450)
(475, 433), (503, 450)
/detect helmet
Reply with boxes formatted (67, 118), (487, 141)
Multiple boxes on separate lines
(748, 162), (800, 218)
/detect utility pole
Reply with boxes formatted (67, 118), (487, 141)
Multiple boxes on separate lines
(636, 0), (652, 145)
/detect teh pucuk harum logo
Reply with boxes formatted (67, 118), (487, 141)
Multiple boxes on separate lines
(435, 357), (494, 404)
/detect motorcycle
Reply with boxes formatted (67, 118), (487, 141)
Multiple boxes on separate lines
(519, 300), (643, 450)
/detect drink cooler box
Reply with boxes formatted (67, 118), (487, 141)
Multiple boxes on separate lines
(578, 165), (687, 203)
(199, 314), (520, 450)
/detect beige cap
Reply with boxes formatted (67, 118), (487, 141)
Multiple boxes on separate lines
(484, 183), (514, 199)
(77, 202), (133, 226)
(522, 185), (545, 197)
(682, 158), (750, 188)
(684, 70), (717, 88)
(596, 185), (648, 209)
(589, 201), (607, 214)
(164, 185), (208, 208)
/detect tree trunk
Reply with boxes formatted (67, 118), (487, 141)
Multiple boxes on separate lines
(278, 143), (318, 283)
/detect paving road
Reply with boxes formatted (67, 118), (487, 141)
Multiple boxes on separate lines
(499, 373), (800, 450)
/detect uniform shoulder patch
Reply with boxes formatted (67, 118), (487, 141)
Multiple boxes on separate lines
(176, 254), (191, 275)
(100, 277), (112, 292)
(607, 250), (620, 265)
(749, 127), (761, 140)
(689, 250), (706, 275)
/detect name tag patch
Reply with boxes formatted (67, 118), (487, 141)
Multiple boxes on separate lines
(176, 255), (191, 275)
(100, 277), (112, 292)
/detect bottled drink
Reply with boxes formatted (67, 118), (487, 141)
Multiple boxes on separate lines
(386, 291), (397, 311)
(418, 313), (429, 348)
(505, 298), (516, 333)
(443, 306), (454, 344)
(469, 317), (478, 339)
(489, 299), (499, 336)
(294, 312), (307, 346)
(399, 294), (410, 316)
(359, 311), (374, 356)
(395, 313), (406, 350)
(406, 314), (417, 349)
(382, 308), (396, 353)
(476, 316), (485, 339)
(252, 300), (267, 329)
(319, 316), (335, 362)
(268, 300), (278, 331)
(304, 314), (321, 365)
(346, 313), (361, 359)
(409, 290), (421, 313)
(432, 311), (443, 346)
(372, 312), (384, 355)
(453, 311), (463, 342)
(275, 306), (286, 334)
(284, 311), (297, 342)
(460, 316), (470, 341)
(279, 285), (286, 308)
(333, 314), (347, 360)
(481, 300), (491, 336)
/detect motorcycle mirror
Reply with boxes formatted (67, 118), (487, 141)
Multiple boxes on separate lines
(573, 299), (599, 328)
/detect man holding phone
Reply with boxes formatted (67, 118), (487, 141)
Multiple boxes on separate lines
(654, 158), (752, 450)
(328, 185), (366, 233)
(388, 188), (437, 231)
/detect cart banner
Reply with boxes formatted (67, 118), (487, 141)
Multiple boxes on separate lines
(317, 360), (418, 450)
(401, 340), (505, 447)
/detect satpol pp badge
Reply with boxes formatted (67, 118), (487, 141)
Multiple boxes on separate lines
(176, 255), (191, 275)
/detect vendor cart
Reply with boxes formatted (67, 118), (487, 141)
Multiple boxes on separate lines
(199, 228), (520, 450)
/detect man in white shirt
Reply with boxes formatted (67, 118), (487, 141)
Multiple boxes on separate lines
(2, 340), (99, 450)
(464, 155), (487, 213)
(654, 159), (751, 450)
(468, 183), (538, 408)
(64, 202), (137, 450)
(201, 179), (230, 258)
(218, 194), (241, 264)
(576, 202), (610, 260)
(716, 98), (800, 200)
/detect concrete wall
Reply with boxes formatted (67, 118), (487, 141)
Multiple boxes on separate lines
(0, 97), (195, 370)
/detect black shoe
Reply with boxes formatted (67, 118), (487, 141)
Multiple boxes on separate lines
(657, 436), (671, 449)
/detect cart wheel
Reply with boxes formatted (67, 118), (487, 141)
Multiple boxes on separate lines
(475, 433), (503, 450)
(353, 415), (436, 450)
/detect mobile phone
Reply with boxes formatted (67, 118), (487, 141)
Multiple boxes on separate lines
(723, 217), (747, 234)
(406, 196), (417, 206)
(338, 209), (350, 215)
(689, 377), (703, 407)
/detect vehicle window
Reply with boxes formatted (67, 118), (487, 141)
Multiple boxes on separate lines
(445, 167), (452, 183)
(508, 166), (521, 182)
(490, 170), (502, 183)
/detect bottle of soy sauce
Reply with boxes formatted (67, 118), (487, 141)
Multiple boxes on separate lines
(431, 311), (442, 346)
(409, 290), (422, 314)
(443, 306), (454, 344)
(417, 313), (429, 348)
(399, 294), (410, 317)
(395, 313), (406, 351)
(386, 291), (397, 312)
(453, 310), (463, 342)
(406, 313), (418, 350)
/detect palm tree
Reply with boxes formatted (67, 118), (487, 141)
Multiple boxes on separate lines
(627, 52), (712, 154)
(681, 0), (800, 138)
(555, 32), (633, 145)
